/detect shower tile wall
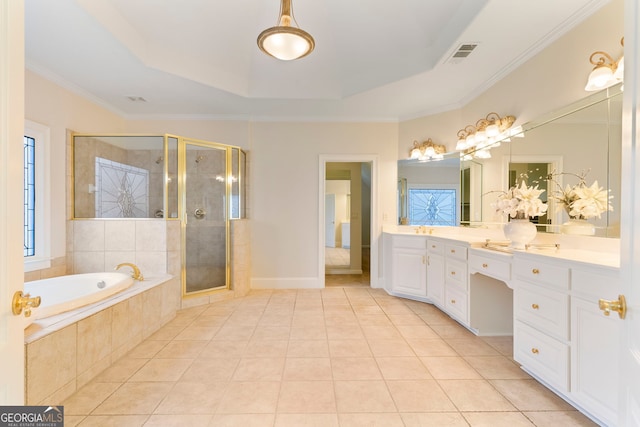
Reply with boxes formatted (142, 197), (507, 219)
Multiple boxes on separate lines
(74, 137), (127, 218)
(74, 137), (166, 219)
(127, 149), (165, 218)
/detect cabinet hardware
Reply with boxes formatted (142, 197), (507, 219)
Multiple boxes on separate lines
(482, 263), (488, 268)
(431, 244), (436, 249)
(450, 299), (456, 304)
(598, 294), (627, 319)
(450, 271), (456, 276)
(532, 303), (539, 310)
(450, 249), (456, 254)
(422, 256), (426, 265)
(531, 348), (539, 354)
(532, 268), (540, 275)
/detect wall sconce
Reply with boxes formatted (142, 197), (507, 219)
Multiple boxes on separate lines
(455, 112), (516, 151)
(585, 37), (624, 91)
(409, 139), (446, 161)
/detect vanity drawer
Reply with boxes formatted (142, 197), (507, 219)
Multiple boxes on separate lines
(445, 244), (467, 261)
(515, 282), (569, 340)
(445, 259), (467, 289)
(392, 235), (426, 250)
(427, 239), (444, 255)
(514, 320), (569, 392)
(571, 268), (621, 302)
(469, 254), (511, 282)
(445, 285), (468, 323)
(514, 259), (569, 290)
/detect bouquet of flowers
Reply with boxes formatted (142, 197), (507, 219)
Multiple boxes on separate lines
(547, 170), (613, 219)
(493, 180), (549, 219)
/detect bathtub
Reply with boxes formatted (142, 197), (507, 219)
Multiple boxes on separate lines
(25, 272), (134, 320)
(24, 273), (176, 405)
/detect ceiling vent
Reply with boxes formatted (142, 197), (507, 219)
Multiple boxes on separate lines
(446, 43), (479, 64)
(126, 96), (147, 102)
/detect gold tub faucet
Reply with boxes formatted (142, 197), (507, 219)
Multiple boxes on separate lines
(115, 263), (144, 281)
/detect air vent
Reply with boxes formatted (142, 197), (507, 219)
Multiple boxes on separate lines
(447, 43), (479, 64)
(126, 96), (147, 102)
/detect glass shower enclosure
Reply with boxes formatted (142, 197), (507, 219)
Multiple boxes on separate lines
(72, 134), (246, 297)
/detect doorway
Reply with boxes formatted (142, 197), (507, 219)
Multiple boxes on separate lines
(325, 179), (351, 271)
(321, 159), (374, 287)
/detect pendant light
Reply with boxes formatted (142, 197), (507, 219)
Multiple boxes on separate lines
(258, 0), (315, 61)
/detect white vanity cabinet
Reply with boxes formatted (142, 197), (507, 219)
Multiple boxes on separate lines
(513, 257), (570, 392)
(426, 239), (445, 307)
(388, 234), (427, 299)
(383, 229), (622, 426)
(444, 243), (469, 324)
(570, 267), (621, 427)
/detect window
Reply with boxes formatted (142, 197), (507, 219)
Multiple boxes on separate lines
(24, 136), (35, 256)
(23, 120), (51, 272)
(408, 188), (457, 226)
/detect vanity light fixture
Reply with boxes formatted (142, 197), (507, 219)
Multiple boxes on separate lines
(257, 0), (315, 61)
(456, 112), (516, 152)
(585, 37), (624, 91)
(409, 139), (446, 161)
(456, 125), (477, 151)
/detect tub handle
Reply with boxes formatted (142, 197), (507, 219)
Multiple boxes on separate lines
(12, 290), (41, 318)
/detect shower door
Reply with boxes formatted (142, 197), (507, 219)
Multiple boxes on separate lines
(182, 139), (229, 294)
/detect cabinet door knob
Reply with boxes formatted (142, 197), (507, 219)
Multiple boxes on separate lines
(450, 249), (456, 254)
(531, 303), (539, 310)
(531, 348), (539, 354)
(532, 268), (540, 275)
(482, 263), (488, 268)
(450, 271), (456, 276)
(598, 295), (627, 319)
(450, 299), (456, 304)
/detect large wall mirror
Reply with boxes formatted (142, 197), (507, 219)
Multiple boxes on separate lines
(461, 84), (622, 237)
(397, 84), (622, 238)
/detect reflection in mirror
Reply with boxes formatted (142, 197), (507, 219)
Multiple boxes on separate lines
(398, 155), (461, 226)
(461, 84), (621, 237)
(460, 159), (482, 223)
(73, 135), (172, 219)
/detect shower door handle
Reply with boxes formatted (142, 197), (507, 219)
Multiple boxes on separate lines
(194, 208), (206, 219)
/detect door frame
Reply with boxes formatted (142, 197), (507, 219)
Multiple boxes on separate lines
(319, 155), (378, 288)
(180, 137), (231, 297)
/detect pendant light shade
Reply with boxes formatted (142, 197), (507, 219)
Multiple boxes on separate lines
(258, 0), (315, 61)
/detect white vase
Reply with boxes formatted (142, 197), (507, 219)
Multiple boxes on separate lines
(503, 219), (537, 250)
(561, 218), (595, 236)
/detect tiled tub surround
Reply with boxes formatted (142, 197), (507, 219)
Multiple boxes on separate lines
(66, 219), (180, 279)
(25, 275), (176, 405)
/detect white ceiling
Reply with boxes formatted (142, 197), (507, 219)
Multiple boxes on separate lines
(24, 0), (610, 121)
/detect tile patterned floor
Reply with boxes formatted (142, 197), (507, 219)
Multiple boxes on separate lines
(61, 288), (597, 427)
